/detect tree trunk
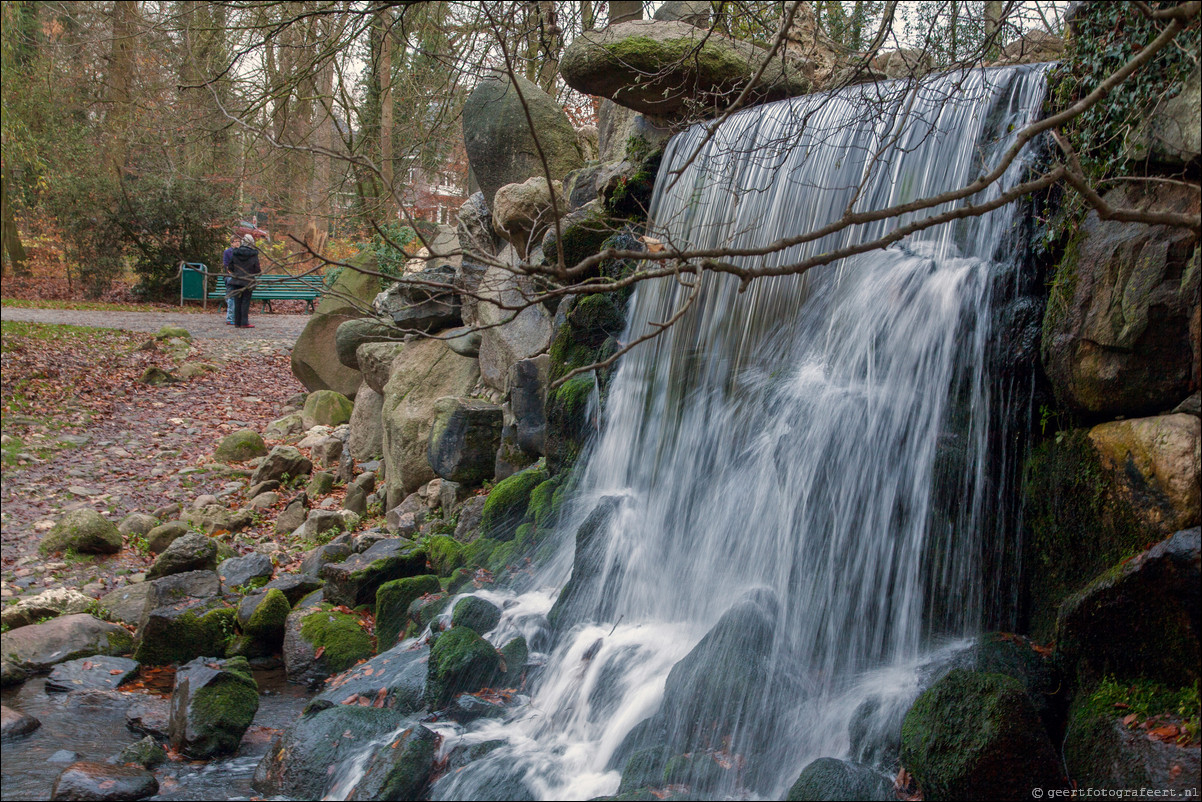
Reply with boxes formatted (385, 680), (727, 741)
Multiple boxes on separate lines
(105, 0), (139, 174)
(377, 5), (394, 216)
(608, 1), (642, 25)
(1, 164), (30, 277)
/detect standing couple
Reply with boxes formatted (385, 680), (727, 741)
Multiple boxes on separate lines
(223, 234), (261, 328)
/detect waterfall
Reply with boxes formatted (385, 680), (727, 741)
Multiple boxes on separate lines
(430, 64), (1051, 801)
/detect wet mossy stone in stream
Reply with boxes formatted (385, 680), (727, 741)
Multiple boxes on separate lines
(346, 722), (438, 801)
(425, 625), (501, 708)
(116, 735), (168, 769)
(305, 641), (429, 717)
(548, 496), (623, 628)
(451, 596), (502, 635)
(498, 636), (528, 687)
(51, 761), (158, 801)
(479, 463), (549, 540)
(408, 592), (452, 632)
(785, 757), (894, 801)
(46, 656), (139, 693)
(251, 706), (401, 799)
(213, 429), (268, 463)
(134, 588), (235, 667)
(375, 574), (441, 651)
(545, 371), (597, 476)
(526, 477), (561, 528)
(567, 293), (626, 348)
(425, 534), (465, 576)
(946, 632), (1067, 737)
(900, 668), (1064, 800)
(40, 509), (122, 556)
(283, 603), (374, 687)
(228, 588), (291, 659)
(168, 655), (259, 759)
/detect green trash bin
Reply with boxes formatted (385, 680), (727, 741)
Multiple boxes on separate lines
(180, 262), (208, 306)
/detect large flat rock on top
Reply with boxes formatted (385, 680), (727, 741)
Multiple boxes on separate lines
(0, 614), (132, 673)
(320, 539), (428, 608)
(46, 656), (140, 693)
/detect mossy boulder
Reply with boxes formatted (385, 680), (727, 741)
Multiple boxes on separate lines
(427, 397), (504, 486)
(145, 520), (190, 554)
(548, 496), (622, 628)
(302, 389), (354, 430)
(451, 596), (501, 635)
(40, 509), (122, 556)
(425, 535), (464, 576)
(479, 463), (549, 540)
(321, 539), (428, 608)
(305, 470), (336, 498)
(228, 588), (291, 659)
(408, 592), (452, 632)
(900, 668), (1064, 800)
(375, 575), (441, 651)
(168, 656), (259, 759)
(567, 293), (626, 348)
(1057, 528), (1200, 687)
(282, 603), (374, 687)
(785, 757), (893, 801)
(1063, 678), (1202, 792)
(1022, 429), (1149, 639)
(135, 603), (235, 667)
(214, 429), (268, 463)
(426, 625), (501, 708)
(560, 19), (811, 116)
(545, 372), (597, 476)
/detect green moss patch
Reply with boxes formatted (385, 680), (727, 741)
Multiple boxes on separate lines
(480, 464), (549, 540)
(299, 604), (373, 672)
(375, 575), (441, 650)
(426, 626), (501, 707)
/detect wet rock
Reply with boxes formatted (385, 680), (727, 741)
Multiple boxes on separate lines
(252, 706), (401, 799)
(1, 588), (95, 630)
(213, 429), (268, 463)
(451, 596), (501, 635)
(507, 356), (549, 457)
(1042, 184), (1199, 418)
(462, 72), (583, 210)
(283, 603), (374, 688)
(229, 588), (291, 659)
(125, 696), (170, 739)
(306, 641), (429, 716)
(900, 668), (1064, 800)
(1087, 414), (1201, 534)
(427, 397), (504, 486)
(321, 538), (428, 608)
(1, 614), (133, 673)
(375, 575), (442, 651)
(347, 722), (438, 801)
(561, 19), (810, 116)
(146, 532), (217, 580)
(785, 757), (894, 801)
(65, 689), (133, 710)
(548, 496), (622, 627)
(46, 656), (139, 693)
(446, 692), (510, 724)
(218, 552), (274, 590)
(40, 509), (122, 556)
(425, 625), (501, 708)
(1058, 528), (1200, 686)
(408, 592), (451, 632)
(145, 521), (190, 554)
(1, 704), (40, 740)
(169, 656), (259, 759)
(1, 656), (28, 688)
(50, 761), (157, 801)
(50, 749), (79, 763)
(97, 584), (153, 627)
(1127, 65), (1201, 167)
(250, 445), (313, 486)
(114, 736), (166, 769)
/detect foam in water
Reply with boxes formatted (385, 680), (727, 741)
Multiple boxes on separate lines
(336, 64), (1051, 801)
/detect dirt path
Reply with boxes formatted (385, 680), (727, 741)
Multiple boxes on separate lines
(0, 306), (310, 342)
(1, 308), (309, 601)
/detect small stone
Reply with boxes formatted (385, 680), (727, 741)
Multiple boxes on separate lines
(51, 761), (158, 801)
(1, 705), (40, 740)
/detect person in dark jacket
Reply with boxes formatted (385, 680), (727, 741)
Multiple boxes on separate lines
(227, 234), (261, 328)
(222, 235), (238, 325)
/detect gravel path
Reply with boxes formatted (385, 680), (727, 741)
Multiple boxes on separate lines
(1, 306), (310, 342)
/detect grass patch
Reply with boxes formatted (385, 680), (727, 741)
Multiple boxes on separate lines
(1, 298), (212, 313)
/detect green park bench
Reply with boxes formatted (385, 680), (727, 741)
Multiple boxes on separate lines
(179, 262), (325, 313)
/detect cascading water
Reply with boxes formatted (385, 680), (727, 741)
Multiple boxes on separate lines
(339, 64), (1052, 801)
